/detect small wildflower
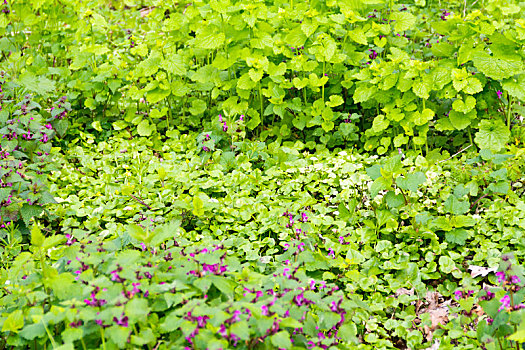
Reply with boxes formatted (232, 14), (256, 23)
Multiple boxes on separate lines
(496, 271), (505, 283)
(499, 294), (511, 311)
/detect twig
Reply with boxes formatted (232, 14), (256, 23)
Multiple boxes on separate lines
(128, 194), (152, 210)
(438, 144), (472, 164)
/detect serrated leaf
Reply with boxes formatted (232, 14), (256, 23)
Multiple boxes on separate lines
(439, 255), (456, 274)
(127, 223), (147, 242)
(502, 75), (525, 101)
(353, 83), (376, 103)
(463, 77), (483, 94)
(2, 310), (24, 332)
(162, 53), (187, 76)
(449, 110), (473, 130)
(474, 119), (510, 152)
(17, 71), (56, 96)
(348, 27), (367, 45)
(445, 228), (469, 245)
(195, 29), (225, 49)
(452, 96), (476, 113)
(20, 204), (44, 227)
(472, 51), (522, 80)
(392, 12), (416, 32)
(327, 95), (344, 107)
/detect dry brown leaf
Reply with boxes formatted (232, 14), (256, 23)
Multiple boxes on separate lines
(395, 288), (415, 297)
(468, 265), (497, 278)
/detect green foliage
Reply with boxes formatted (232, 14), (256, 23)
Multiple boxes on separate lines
(1, 0), (525, 349)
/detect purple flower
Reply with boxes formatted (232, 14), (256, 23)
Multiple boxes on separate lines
(496, 271), (506, 283)
(454, 290), (463, 300)
(301, 212), (308, 222)
(219, 114), (223, 122)
(261, 305), (269, 316)
(497, 90), (503, 99)
(239, 115), (244, 121)
(222, 122), (228, 132)
(511, 275), (521, 284)
(499, 294), (511, 311)
(328, 248), (335, 259)
(113, 314), (129, 327)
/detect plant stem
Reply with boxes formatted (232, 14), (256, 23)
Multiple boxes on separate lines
(507, 95), (513, 130)
(258, 81), (264, 133)
(100, 327), (107, 350)
(322, 61), (326, 102)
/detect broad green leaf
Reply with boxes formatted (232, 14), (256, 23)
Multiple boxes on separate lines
(20, 323), (46, 340)
(231, 322), (250, 341)
(31, 225), (45, 247)
(17, 71), (55, 96)
(271, 331), (292, 349)
(372, 115), (389, 132)
(463, 77), (483, 94)
(502, 75), (525, 101)
(384, 191), (405, 208)
(438, 256), (456, 274)
(20, 204), (44, 227)
(370, 176), (392, 198)
(452, 96), (476, 114)
(449, 110), (473, 130)
(125, 298), (151, 323)
(162, 53), (187, 76)
(285, 27), (307, 47)
(348, 27), (367, 45)
(127, 224), (147, 241)
(444, 195), (469, 215)
(90, 13), (107, 28)
(391, 12), (416, 32)
(137, 120), (156, 136)
(195, 28), (225, 49)
(474, 119), (510, 152)
(193, 196), (204, 216)
(301, 21), (318, 37)
(353, 83), (376, 103)
(327, 95), (344, 107)
(2, 310), (24, 332)
(445, 228), (469, 245)
(396, 172), (426, 192)
(472, 51), (523, 80)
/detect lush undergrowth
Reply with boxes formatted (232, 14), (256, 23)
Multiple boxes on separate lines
(1, 0), (525, 349)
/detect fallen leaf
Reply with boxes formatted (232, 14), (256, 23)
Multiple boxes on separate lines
(468, 265), (497, 278)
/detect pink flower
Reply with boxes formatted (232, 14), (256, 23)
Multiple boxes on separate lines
(496, 271), (505, 283)
(497, 90), (503, 99)
(499, 294), (511, 311)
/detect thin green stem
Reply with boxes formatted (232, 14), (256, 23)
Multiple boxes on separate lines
(507, 95), (513, 130)
(258, 81), (264, 132)
(322, 61), (326, 102)
(100, 327), (107, 350)
(41, 319), (57, 349)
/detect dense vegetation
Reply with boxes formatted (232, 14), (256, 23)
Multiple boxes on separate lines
(1, 0), (525, 349)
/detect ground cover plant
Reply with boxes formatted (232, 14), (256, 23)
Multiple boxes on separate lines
(0, 0), (525, 349)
